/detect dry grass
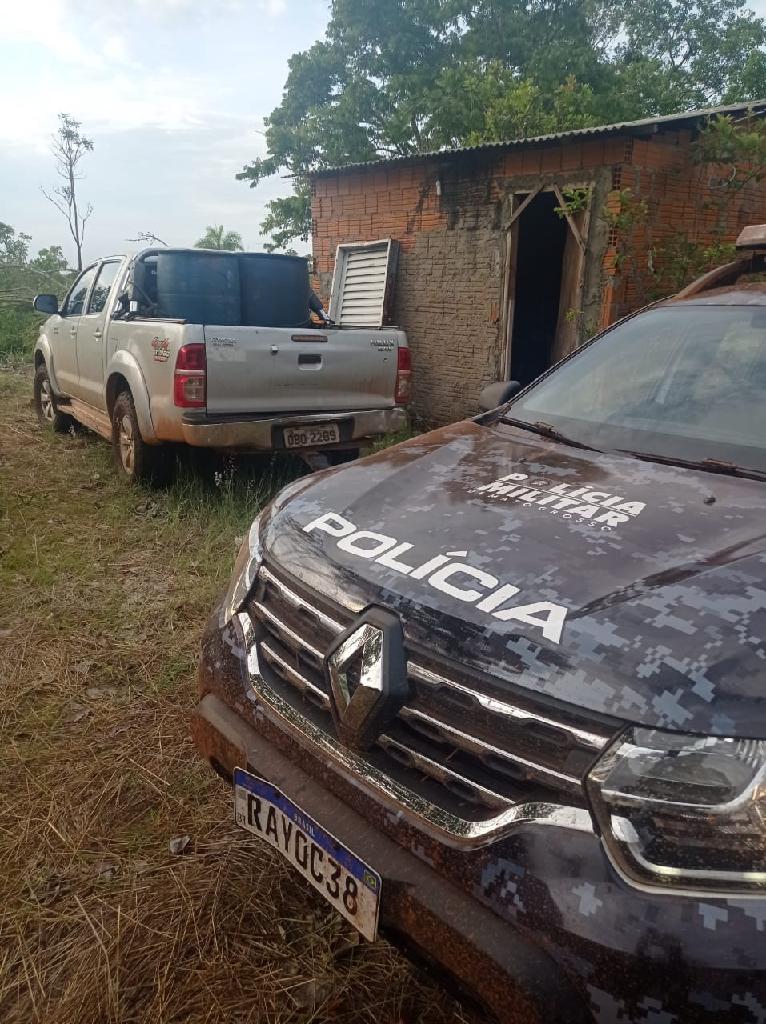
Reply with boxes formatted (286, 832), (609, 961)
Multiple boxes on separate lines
(0, 365), (473, 1024)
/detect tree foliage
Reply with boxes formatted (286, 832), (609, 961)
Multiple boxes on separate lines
(0, 224), (75, 360)
(260, 184), (313, 252)
(194, 225), (244, 250)
(0, 223), (32, 264)
(239, 0), (766, 248)
(42, 113), (94, 272)
(30, 246), (69, 273)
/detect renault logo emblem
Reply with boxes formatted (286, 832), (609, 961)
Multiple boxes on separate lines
(325, 608), (408, 749)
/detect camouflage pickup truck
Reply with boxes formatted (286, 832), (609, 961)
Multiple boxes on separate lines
(32, 248), (409, 482)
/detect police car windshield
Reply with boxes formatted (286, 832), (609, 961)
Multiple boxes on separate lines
(508, 305), (766, 475)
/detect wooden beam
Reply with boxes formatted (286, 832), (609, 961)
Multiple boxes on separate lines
(552, 185), (586, 252)
(506, 185), (543, 228)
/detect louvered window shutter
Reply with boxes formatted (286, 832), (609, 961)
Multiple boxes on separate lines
(329, 240), (399, 327)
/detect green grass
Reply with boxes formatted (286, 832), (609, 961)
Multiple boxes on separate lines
(0, 363), (471, 1024)
(370, 423), (420, 452)
(0, 305), (42, 360)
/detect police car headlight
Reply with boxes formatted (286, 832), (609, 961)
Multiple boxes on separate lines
(222, 509), (265, 625)
(587, 728), (766, 893)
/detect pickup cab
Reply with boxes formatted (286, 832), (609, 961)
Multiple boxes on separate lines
(32, 248), (410, 482)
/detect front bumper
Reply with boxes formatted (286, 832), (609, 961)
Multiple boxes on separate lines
(192, 690), (587, 1024)
(181, 406), (408, 451)
(193, 606), (766, 1024)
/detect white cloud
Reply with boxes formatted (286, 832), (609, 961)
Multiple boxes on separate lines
(1, 0), (315, 148)
(4, 0), (103, 69)
(0, 1), (210, 145)
(260, 0), (288, 15)
(102, 35), (135, 65)
(0, 69), (210, 148)
(1, 0), (327, 254)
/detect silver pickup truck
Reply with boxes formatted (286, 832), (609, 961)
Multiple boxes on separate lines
(32, 248), (410, 482)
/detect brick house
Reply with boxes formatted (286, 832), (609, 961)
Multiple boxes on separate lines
(310, 101), (766, 425)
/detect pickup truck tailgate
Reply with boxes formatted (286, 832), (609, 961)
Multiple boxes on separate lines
(204, 326), (400, 415)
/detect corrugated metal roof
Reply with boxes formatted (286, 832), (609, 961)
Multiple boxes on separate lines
(311, 100), (766, 177)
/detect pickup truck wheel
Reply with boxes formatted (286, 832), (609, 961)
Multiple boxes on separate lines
(111, 390), (169, 485)
(34, 364), (73, 433)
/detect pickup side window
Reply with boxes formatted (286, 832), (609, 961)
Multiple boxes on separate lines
(62, 265), (98, 317)
(87, 261), (121, 315)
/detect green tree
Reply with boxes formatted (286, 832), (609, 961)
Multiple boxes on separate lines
(239, 0), (766, 249)
(30, 245), (69, 273)
(260, 185), (313, 252)
(42, 113), (94, 271)
(611, 0), (766, 112)
(0, 225), (75, 360)
(194, 225), (244, 250)
(0, 222), (32, 264)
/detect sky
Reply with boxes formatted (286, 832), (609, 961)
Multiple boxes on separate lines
(4, 0), (766, 267)
(1, 0), (331, 263)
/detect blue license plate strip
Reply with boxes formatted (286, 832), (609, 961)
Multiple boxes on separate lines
(233, 767), (381, 940)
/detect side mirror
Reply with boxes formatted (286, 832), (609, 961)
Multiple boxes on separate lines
(478, 380), (521, 413)
(33, 294), (59, 316)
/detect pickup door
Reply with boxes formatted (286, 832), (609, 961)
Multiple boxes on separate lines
(51, 264), (99, 394)
(75, 259), (123, 407)
(203, 326), (399, 415)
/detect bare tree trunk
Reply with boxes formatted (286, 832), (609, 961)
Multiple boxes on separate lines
(42, 114), (93, 272)
(69, 161), (81, 270)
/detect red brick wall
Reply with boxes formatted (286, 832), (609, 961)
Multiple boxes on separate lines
(313, 142), (619, 424)
(606, 129), (766, 320)
(313, 159), (509, 423)
(311, 129), (766, 425)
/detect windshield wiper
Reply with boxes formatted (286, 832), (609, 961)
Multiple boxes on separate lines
(502, 417), (601, 452)
(617, 450), (766, 482)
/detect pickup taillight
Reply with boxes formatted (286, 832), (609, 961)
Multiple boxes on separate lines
(395, 346), (412, 405)
(174, 344), (206, 408)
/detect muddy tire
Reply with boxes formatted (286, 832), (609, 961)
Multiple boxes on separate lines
(111, 390), (169, 485)
(34, 364), (73, 433)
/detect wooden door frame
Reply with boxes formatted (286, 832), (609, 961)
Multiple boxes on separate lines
(501, 182), (593, 380)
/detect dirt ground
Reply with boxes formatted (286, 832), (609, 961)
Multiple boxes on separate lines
(0, 364), (472, 1023)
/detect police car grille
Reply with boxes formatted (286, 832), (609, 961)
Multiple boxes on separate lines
(247, 564), (612, 822)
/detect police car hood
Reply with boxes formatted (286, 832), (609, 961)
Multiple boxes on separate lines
(263, 419), (766, 737)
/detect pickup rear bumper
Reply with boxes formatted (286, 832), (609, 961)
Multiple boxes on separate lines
(180, 407), (407, 450)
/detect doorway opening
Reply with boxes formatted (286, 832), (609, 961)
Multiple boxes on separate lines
(509, 190), (568, 387)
